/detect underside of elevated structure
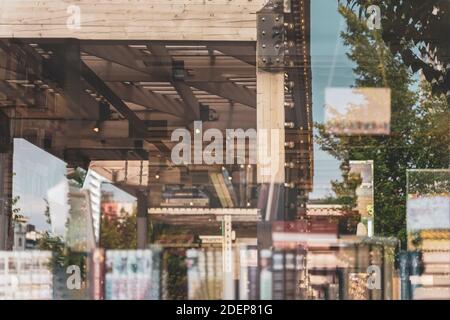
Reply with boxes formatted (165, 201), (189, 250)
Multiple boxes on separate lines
(0, 0), (313, 250)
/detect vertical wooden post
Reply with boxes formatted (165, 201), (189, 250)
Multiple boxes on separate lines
(256, 2), (287, 221)
(0, 150), (13, 250)
(136, 190), (148, 249)
(0, 109), (12, 249)
(256, 70), (286, 185)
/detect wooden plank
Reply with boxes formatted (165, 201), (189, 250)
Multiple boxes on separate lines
(0, 0), (266, 41)
(256, 69), (285, 184)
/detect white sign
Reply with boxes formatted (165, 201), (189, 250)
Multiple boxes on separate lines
(407, 196), (450, 231)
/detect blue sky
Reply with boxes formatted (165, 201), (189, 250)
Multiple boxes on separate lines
(310, 0), (356, 198)
(13, 139), (68, 235)
(13, 139), (136, 235)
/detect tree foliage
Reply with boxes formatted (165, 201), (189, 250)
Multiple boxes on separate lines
(38, 199), (87, 280)
(11, 195), (23, 222)
(163, 248), (187, 300)
(342, 0), (450, 100)
(315, 5), (450, 246)
(330, 161), (362, 210)
(66, 168), (87, 188)
(408, 169), (450, 196)
(100, 213), (138, 249)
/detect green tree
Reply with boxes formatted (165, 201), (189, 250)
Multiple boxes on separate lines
(11, 173), (24, 223)
(343, 0), (450, 101)
(11, 195), (23, 223)
(315, 5), (450, 246)
(100, 213), (138, 249)
(330, 161), (362, 210)
(163, 248), (187, 300)
(38, 199), (86, 280)
(67, 167), (86, 188)
(38, 199), (65, 264)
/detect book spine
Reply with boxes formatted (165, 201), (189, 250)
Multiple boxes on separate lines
(398, 251), (411, 300)
(272, 250), (284, 300)
(259, 249), (273, 300)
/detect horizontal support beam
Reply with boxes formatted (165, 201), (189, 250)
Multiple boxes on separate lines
(84, 60), (166, 82)
(0, 0), (266, 41)
(149, 207), (260, 216)
(1, 40), (98, 119)
(82, 45), (152, 74)
(80, 61), (149, 134)
(107, 82), (186, 118)
(189, 81), (255, 108)
(208, 43), (256, 66)
(82, 44), (256, 107)
(148, 44), (201, 120)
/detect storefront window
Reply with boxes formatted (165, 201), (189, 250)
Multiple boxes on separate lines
(0, 0), (448, 301)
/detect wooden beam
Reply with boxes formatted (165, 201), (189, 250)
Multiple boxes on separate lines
(0, 151), (13, 250)
(256, 69), (285, 184)
(82, 45), (154, 75)
(186, 65), (255, 82)
(64, 148), (148, 162)
(64, 139), (141, 150)
(188, 81), (255, 108)
(4, 40), (98, 119)
(83, 45), (191, 117)
(0, 0), (266, 41)
(208, 43), (256, 66)
(80, 61), (149, 134)
(82, 45), (256, 107)
(107, 82), (186, 118)
(86, 58), (256, 107)
(84, 59), (167, 82)
(0, 81), (35, 107)
(148, 44), (201, 120)
(136, 191), (149, 249)
(172, 81), (200, 120)
(0, 45), (25, 79)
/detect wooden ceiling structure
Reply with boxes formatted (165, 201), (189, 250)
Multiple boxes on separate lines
(0, 39), (258, 157)
(0, 0), (313, 249)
